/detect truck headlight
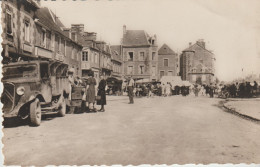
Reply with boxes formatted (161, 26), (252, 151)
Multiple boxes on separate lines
(17, 86), (25, 96)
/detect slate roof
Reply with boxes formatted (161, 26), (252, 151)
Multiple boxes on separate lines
(158, 44), (176, 55)
(35, 7), (81, 46)
(36, 7), (67, 36)
(122, 30), (150, 46)
(183, 42), (213, 54)
(110, 45), (122, 62)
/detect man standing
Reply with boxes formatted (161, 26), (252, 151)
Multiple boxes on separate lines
(128, 76), (135, 104)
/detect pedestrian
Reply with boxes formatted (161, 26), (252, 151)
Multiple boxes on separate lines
(165, 82), (171, 96)
(97, 74), (107, 112)
(128, 76), (135, 104)
(194, 84), (199, 97)
(86, 71), (97, 112)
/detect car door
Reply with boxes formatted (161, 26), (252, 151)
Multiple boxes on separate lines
(40, 63), (52, 103)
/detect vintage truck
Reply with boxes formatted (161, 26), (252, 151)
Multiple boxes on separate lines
(1, 60), (68, 126)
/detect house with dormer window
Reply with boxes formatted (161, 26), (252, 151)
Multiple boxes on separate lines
(121, 25), (158, 81)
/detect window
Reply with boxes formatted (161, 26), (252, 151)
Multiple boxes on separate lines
(24, 21), (30, 42)
(61, 38), (65, 54)
(163, 59), (169, 67)
(95, 53), (98, 63)
(168, 71), (173, 76)
(91, 53), (94, 63)
(199, 59), (203, 63)
(41, 29), (46, 47)
(152, 52), (156, 60)
(46, 30), (51, 50)
(6, 10), (13, 35)
(139, 52), (144, 60)
(152, 66), (156, 76)
(139, 65), (144, 74)
(128, 52), (133, 61)
(160, 71), (165, 77)
(82, 52), (88, 61)
(72, 46), (75, 59)
(128, 66), (133, 74)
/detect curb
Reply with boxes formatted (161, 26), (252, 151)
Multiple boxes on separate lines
(223, 102), (260, 123)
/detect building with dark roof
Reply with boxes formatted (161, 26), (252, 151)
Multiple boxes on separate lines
(121, 25), (158, 81)
(180, 39), (216, 85)
(158, 44), (179, 78)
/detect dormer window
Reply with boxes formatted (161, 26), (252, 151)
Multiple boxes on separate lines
(24, 20), (30, 42)
(6, 10), (13, 35)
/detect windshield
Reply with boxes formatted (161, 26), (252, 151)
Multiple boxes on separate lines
(3, 64), (38, 80)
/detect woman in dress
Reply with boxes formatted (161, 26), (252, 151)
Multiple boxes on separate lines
(86, 71), (97, 112)
(97, 75), (107, 112)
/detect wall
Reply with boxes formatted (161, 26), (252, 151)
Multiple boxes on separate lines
(123, 46), (158, 80)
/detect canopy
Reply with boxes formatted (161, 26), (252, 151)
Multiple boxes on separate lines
(160, 76), (183, 86)
(135, 78), (150, 83)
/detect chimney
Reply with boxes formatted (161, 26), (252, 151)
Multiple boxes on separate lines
(196, 39), (205, 49)
(189, 42), (192, 47)
(123, 25), (126, 35)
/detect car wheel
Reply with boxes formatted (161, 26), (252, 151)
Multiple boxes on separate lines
(58, 97), (66, 117)
(30, 98), (41, 126)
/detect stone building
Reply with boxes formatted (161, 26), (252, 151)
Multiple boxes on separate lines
(69, 24), (112, 79)
(121, 25), (158, 81)
(180, 39), (215, 85)
(1, 1), (82, 77)
(158, 44), (179, 78)
(35, 8), (82, 78)
(110, 45), (123, 79)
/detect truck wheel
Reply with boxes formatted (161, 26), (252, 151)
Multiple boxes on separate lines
(58, 97), (66, 117)
(30, 98), (41, 126)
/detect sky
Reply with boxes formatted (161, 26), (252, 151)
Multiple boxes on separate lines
(41, 0), (260, 82)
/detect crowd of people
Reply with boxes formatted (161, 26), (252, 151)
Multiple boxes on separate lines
(68, 73), (259, 111)
(123, 77), (260, 101)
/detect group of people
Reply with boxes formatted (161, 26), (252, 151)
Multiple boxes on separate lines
(125, 78), (260, 101)
(217, 81), (259, 98)
(68, 71), (107, 112)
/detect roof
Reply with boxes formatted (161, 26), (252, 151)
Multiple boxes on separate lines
(123, 30), (150, 46)
(26, 0), (40, 9)
(35, 7), (81, 47)
(158, 44), (176, 55)
(36, 8), (66, 36)
(183, 42), (213, 54)
(110, 45), (122, 61)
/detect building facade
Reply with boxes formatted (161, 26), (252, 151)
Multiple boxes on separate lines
(121, 25), (158, 81)
(69, 24), (113, 79)
(1, 1), (82, 78)
(110, 45), (123, 79)
(158, 44), (179, 78)
(1, 0), (40, 63)
(180, 39), (215, 85)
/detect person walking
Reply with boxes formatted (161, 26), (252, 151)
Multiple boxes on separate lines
(97, 74), (107, 112)
(86, 71), (97, 112)
(128, 76), (135, 104)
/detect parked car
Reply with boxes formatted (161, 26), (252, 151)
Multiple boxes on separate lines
(1, 60), (67, 126)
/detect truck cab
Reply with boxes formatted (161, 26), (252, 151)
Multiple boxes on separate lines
(2, 60), (67, 126)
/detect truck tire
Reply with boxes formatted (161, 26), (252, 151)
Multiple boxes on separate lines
(58, 97), (66, 117)
(30, 98), (41, 126)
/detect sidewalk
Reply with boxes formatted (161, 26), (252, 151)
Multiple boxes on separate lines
(223, 98), (260, 121)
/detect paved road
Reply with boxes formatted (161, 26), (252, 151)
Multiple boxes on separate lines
(3, 96), (260, 165)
